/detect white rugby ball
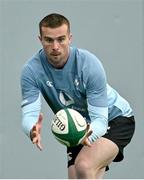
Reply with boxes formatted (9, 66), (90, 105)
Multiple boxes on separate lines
(51, 108), (87, 147)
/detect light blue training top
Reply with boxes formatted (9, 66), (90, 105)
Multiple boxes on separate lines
(20, 47), (133, 142)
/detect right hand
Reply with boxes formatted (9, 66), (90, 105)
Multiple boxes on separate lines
(81, 123), (93, 147)
(30, 113), (43, 151)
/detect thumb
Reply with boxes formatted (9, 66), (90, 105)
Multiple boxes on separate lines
(37, 113), (43, 125)
(85, 123), (92, 138)
(86, 123), (92, 133)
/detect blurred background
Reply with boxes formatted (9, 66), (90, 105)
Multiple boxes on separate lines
(0, 0), (143, 178)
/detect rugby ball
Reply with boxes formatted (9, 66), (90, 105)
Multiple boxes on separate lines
(51, 108), (87, 147)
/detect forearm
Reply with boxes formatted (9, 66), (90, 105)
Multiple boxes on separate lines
(88, 103), (108, 143)
(88, 115), (108, 142)
(21, 94), (41, 137)
(22, 111), (40, 137)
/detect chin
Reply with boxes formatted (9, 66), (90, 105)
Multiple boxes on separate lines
(55, 63), (65, 69)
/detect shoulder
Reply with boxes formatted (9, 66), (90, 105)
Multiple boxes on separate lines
(73, 47), (105, 76)
(21, 49), (44, 78)
(22, 49), (43, 69)
(75, 47), (96, 60)
(74, 47), (103, 69)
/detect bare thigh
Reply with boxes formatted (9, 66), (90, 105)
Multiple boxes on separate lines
(75, 137), (119, 168)
(68, 137), (119, 178)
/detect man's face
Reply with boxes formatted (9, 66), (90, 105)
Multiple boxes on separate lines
(39, 24), (72, 68)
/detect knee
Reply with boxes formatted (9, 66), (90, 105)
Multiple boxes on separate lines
(75, 159), (93, 177)
(75, 159), (106, 178)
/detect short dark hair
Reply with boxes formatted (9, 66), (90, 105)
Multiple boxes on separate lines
(39, 13), (70, 36)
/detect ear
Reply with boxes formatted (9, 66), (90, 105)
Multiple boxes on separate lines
(69, 33), (72, 44)
(38, 35), (42, 42)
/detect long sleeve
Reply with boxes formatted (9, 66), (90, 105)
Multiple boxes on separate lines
(82, 51), (108, 142)
(21, 93), (41, 137)
(20, 64), (41, 137)
(88, 103), (108, 142)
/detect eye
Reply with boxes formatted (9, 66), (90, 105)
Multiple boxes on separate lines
(57, 36), (66, 43)
(45, 37), (54, 43)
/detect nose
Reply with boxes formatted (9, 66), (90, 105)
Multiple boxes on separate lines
(52, 40), (59, 50)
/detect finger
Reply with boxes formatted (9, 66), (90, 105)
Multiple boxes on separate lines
(32, 125), (37, 132)
(32, 136), (38, 144)
(31, 132), (37, 139)
(31, 125), (39, 137)
(32, 136), (43, 150)
(86, 129), (93, 138)
(37, 141), (43, 151)
(87, 123), (90, 130)
(30, 126), (37, 141)
(83, 138), (92, 147)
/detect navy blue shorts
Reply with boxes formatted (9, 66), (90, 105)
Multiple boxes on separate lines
(67, 116), (135, 171)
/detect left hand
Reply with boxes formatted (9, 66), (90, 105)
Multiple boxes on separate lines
(81, 124), (93, 147)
